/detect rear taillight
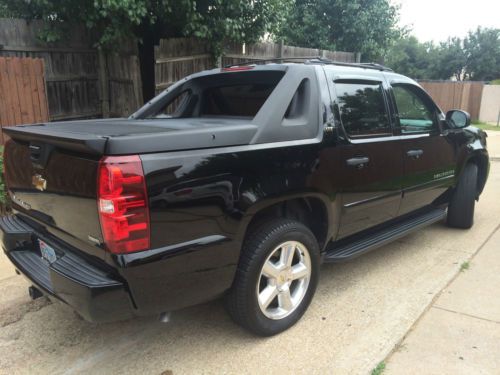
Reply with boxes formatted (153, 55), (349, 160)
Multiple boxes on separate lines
(97, 155), (150, 254)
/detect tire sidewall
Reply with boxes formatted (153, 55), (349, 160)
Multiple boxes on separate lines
(243, 222), (320, 335)
(448, 163), (478, 229)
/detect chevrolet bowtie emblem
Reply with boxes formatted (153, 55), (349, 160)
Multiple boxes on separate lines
(32, 174), (47, 191)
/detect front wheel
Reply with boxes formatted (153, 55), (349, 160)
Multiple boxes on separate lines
(225, 219), (320, 336)
(447, 163), (478, 229)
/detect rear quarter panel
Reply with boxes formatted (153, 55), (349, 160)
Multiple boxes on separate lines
(125, 142), (340, 313)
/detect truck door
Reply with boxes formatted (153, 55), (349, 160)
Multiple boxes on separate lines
(388, 82), (457, 215)
(325, 70), (403, 239)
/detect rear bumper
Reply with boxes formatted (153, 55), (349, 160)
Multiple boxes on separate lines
(0, 215), (135, 322)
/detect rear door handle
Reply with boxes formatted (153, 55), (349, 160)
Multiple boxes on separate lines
(346, 157), (370, 169)
(407, 149), (423, 159)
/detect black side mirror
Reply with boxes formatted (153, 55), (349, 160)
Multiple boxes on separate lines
(446, 109), (471, 128)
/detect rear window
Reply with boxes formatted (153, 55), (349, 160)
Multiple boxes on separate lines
(149, 70), (284, 119)
(202, 83), (276, 117)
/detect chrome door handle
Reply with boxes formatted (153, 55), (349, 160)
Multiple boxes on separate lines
(346, 157), (370, 169)
(407, 149), (423, 159)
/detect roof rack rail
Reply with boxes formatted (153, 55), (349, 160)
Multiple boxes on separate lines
(223, 56), (321, 68)
(223, 56), (393, 72)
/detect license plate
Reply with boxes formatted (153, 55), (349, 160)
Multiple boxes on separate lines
(39, 240), (57, 264)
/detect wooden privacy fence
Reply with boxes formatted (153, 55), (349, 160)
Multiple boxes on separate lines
(155, 38), (358, 93)
(0, 57), (49, 144)
(0, 18), (143, 121)
(419, 81), (484, 121)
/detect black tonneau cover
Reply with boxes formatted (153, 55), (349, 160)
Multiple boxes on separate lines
(4, 118), (258, 156)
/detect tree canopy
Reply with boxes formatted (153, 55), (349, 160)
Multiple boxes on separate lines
(384, 28), (500, 81)
(464, 28), (500, 81)
(1, 0), (498, 81)
(275, 0), (402, 60)
(0, 0), (291, 54)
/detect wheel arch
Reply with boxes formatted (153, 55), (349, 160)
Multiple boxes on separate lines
(237, 193), (335, 252)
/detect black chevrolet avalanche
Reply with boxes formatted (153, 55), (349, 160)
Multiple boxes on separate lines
(0, 59), (489, 336)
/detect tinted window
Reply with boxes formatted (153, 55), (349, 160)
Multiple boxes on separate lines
(335, 82), (391, 137)
(393, 85), (436, 133)
(147, 70), (285, 120)
(156, 90), (191, 118)
(202, 83), (276, 117)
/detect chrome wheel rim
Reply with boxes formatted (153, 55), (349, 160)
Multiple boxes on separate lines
(256, 240), (312, 320)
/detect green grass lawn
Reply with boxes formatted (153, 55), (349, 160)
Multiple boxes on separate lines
(472, 121), (500, 131)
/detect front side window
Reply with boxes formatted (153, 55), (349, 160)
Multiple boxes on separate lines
(393, 85), (437, 133)
(334, 81), (391, 137)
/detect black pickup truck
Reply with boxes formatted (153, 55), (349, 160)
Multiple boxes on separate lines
(0, 59), (489, 336)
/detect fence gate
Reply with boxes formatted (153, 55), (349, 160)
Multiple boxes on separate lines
(0, 56), (49, 144)
(0, 18), (143, 122)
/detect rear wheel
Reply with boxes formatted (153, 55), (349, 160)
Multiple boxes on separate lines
(447, 163), (478, 229)
(225, 219), (320, 336)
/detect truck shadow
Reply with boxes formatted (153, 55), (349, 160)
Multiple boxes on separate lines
(0, 221), (463, 373)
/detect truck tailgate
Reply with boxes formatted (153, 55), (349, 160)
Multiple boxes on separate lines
(3, 139), (103, 251)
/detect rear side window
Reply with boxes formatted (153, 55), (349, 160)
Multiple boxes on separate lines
(392, 84), (437, 133)
(157, 90), (191, 118)
(334, 81), (391, 137)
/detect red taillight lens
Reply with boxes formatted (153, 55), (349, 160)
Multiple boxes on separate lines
(222, 66), (255, 72)
(97, 155), (150, 254)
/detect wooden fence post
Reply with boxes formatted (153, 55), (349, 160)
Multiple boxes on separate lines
(98, 49), (110, 118)
(278, 40), (284, 62)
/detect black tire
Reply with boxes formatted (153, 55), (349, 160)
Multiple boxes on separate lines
(447, 163), (478, 229)
(225, 218), (320, 336)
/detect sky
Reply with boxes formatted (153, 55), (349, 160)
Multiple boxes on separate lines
(394, 0), (500, 42)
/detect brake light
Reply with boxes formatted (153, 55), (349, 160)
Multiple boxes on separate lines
(97, 155), (150, 254)
(222, 66), (255, 72)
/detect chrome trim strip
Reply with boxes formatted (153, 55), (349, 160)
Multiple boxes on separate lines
(403, 174), (455, 193)
(343, 191), (402, 209)
(349, 133), (430, 144)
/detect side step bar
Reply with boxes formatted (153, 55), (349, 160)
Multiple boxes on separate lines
(324, 208), (447, 263)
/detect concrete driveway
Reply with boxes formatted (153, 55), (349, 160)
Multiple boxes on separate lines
(1, 132), (499, 375)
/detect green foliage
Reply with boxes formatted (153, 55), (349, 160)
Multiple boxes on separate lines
(384, 37), (469, 80)
(490, 79), (500, 85)
(464, 27), (500, 81)
(384, 36), (434, 79)
(432, 38), (468, 81)
(471, 122), (500, 131)
(275, 0), (402, 60)
(385, 27), (500, 81)
(460, 261), (470, 272)
(184, 0), (292, 57)
(0, 0), (290, 56)
(371, 361), (386, 375)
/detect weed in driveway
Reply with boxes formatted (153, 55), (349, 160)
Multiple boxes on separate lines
(371, 361), (386, 375)
(460, 261), (470, 272)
